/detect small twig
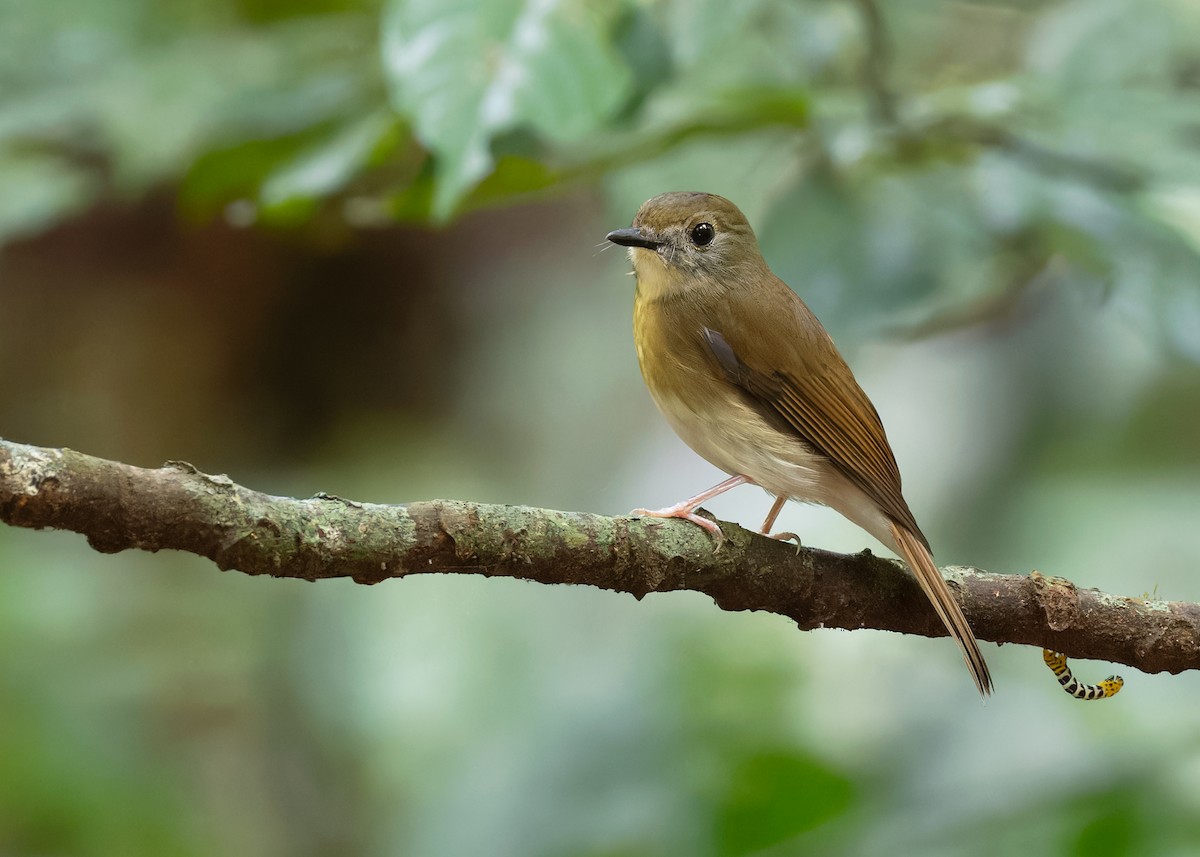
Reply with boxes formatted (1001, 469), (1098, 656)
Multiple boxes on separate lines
(852, 0), (899, 126)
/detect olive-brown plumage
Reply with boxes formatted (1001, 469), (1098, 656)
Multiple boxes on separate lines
(608, 191), (993, 696)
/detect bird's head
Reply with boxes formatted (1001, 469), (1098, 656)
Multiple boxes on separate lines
(606, 192), (765, 300)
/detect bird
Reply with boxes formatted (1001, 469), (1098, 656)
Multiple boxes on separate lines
(606, 191), (992, 696)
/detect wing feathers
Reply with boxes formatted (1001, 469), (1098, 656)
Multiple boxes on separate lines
(702, 326), (924, 543)
(702, 323), (993, 697)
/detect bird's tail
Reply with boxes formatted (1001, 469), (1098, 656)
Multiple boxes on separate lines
(890, 521), (993, 697)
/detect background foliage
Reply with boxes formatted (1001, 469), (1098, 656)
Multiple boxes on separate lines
(2, 0), (1200, 854)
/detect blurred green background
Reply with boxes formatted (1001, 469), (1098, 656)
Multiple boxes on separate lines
(2, 0), (1200, 854)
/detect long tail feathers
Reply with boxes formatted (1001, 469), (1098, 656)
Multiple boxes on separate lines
(890, 521), (993, 697)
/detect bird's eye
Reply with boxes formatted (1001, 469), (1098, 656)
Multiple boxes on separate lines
(689, 222), (715, 247)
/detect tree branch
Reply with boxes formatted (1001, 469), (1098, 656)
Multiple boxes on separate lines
(2, 437), (1196, 675)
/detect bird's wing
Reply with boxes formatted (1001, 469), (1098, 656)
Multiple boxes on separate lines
(702, 322), (927, 548)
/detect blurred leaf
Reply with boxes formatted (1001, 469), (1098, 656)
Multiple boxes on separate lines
(259, 111), (401, 210)
(236, 0), (381, 23)
(180, 132), (321, 218)
(1145, 187), (1200, 254)
(714, 750), (855, 857)
(1070, 807), (1139, 857)
(0, 153), (96, 240)
(0, 6), (379, 233)
(574, 85), (808, 174)
(386, 178), (436, 222)
(1065, 789), (1148, 857)
(654, 0), (839, 86)
(381, 0), (632, 220)
(0, 696), (204, 856)
(464, 154), (560, 210)
(1027, 0), (1195, 88)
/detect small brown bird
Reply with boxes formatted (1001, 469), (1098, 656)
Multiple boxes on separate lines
(607, 191), (992, 696)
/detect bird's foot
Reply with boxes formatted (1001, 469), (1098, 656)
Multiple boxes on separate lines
(630, 504), (727, 550)
(764, 530), (802, 554)
(629, 476), (749, 551)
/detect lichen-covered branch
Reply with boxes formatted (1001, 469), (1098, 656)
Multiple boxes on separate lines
(2, 437), (1197, 675)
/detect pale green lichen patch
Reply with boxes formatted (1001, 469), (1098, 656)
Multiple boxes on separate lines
(1088, 590), (1133, 609)
(940, 565), (972, 586)
(381, 503), (418, 552)
(1124, 595), (1174, 614)
(6, 445), (64, 495)
(547, 511), (594, 552)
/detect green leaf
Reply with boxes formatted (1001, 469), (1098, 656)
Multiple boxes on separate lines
(180, 133), (319, 219)
(654, 0), (834, 86)
(463, 154), (559, 210)
(714, 750), (855, 857)
(381, 0), (632, 220)
(260, 111), (401, 209)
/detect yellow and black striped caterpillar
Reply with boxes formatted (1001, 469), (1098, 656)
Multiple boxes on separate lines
(1042, 649), (1123, 700)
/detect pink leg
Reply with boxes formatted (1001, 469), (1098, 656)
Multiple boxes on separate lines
(759, 495), (801, 547)
(632, 475), (750, 546)
(759, 496), (786, 534)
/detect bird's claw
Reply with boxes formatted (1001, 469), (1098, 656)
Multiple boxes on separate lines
(756, 529), (802, 554)
(771, 531), (802, 554)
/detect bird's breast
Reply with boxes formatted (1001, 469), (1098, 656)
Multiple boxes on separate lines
(633, 293), (829, 501)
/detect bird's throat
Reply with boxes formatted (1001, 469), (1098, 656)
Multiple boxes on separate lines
(631, 251), (682, 304)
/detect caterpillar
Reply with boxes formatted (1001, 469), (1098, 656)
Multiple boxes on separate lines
(1042, 649), (1123, 700)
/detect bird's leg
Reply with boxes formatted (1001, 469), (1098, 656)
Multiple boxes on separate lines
(759, 495), (801, 547)
(631, 475), (750, 545)
(759, 496), (785, 534)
